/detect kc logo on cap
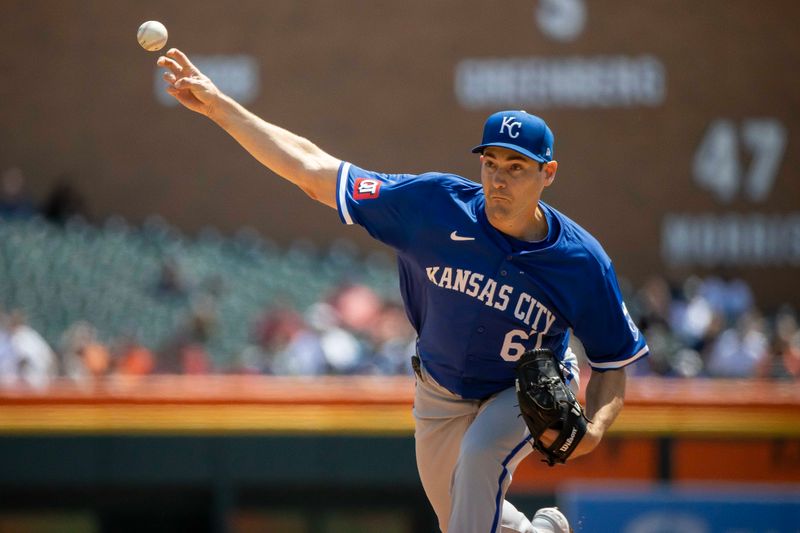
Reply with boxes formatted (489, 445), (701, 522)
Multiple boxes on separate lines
(499, 116), (522, 138)
(471, 110), (555, 163)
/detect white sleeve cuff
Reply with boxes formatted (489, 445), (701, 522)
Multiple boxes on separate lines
(588, 345), (650, 370)
(337, 161), (354, 225)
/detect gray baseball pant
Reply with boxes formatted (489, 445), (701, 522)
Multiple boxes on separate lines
(412, 353), (579, 533)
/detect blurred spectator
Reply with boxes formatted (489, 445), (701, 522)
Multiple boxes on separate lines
(0, 167), (36, 219)
(156, 257), (189, 298)
(671, 276), (716, 351)
(706, 311), (769, 378)
(637, 276), (672, 331)
(181, 344), (212, 374)
(158, 297), (217, 374)
(305, 301), (364, 375)
(669, 348), (704, 378)
(756, 308), (800, 380)
(634, 276), (680, 376)
(699, 274), (754, 323)
(329, 283), (383, 335)
(0, 311), (18, 386)
(296, 283), (400, 375)
(113, 335), (155, 377)
(6, 310), (57, 389)
(41, 174), (88, 224)
(696, 311), (727, 367)
(159, 337), (212, 374)
(363, 301), (416, 375)
(60, 321), (112, 382)
(254, 306), (326, 375)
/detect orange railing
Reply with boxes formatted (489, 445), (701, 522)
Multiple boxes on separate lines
(0, 375), (798, 437)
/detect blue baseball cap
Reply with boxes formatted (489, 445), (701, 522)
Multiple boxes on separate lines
(471, 110), (554, 163)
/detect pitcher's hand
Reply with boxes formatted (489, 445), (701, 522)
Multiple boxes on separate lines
(538, 424), (602, 461)
(157, 48), (222, 116)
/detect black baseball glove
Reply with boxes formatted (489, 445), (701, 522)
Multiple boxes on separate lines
(515, 348), (589, 466)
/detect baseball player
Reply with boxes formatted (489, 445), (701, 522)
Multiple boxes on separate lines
(157, 48), (649, 533)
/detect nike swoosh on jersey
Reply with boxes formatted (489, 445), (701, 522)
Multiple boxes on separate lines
(450, 231), (475, 241)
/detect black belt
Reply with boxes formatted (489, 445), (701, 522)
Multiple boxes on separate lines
(411, 354), (425, 382)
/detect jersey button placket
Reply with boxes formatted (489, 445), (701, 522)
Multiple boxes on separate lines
(476, 326), (485, 333)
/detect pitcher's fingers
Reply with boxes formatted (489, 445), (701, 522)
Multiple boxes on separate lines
(163, 72), (177, 85)
(174, 76), (203, 90)
(157, 56), (182, 76)
(166, 48), (197, 72)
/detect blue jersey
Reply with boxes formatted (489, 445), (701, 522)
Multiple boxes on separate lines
(336, 162), (649, 399)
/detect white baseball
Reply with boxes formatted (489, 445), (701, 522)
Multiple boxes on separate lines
(137, 20), (168, 52)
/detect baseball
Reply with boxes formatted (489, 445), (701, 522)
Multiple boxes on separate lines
(137, 20), (168, 52)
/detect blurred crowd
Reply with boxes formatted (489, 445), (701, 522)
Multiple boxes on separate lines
(626, 275), (799, 380)
(1, 166), (798, 389)
(2, 270), (799, 390)
(0, 281), (417, 390)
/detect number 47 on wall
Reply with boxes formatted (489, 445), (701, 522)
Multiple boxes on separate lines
(692, 119), (787, 204)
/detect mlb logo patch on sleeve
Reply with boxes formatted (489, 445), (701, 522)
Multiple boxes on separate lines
(354, 177), (382, 200)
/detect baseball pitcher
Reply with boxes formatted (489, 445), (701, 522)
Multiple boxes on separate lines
(157, 48), (649, 533)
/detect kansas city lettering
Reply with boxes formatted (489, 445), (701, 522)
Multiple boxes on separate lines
(425, 266), (555, 333)
(428, 267), (503, 306)
(514, 292), (557, 334)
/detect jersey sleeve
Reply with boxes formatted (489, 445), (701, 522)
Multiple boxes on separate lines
(335, 161), (424, 251)
(571, 264), (649, 371)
